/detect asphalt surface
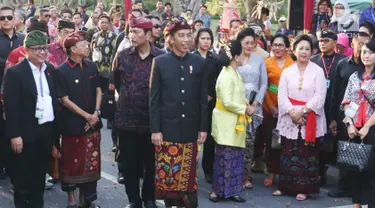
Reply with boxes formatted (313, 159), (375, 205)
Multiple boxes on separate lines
(0, 125), (358, 208)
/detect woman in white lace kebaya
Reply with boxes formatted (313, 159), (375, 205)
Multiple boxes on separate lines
(236, 28), (268, 189)
(272, 35), (327, 201)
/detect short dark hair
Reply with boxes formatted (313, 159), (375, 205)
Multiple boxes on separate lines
(261, 7), (269, 16)
(165, 2), (172, 7)
(360, 21), (375, 36)
(194, 19), (203, 25)
(236, 28), (256, 42)
(135, 0), (142, 4)
(271, 34), (290, 48)
(29, 0), (34, 4)
(0, 5), (14, 13)
(61, 8), (73, 16)
(200, 5), (207, 9)
(292, 34), (313, 51)
(39, 8), (49, 15)
(99, 14), (111, 22)
(143, 9), (150, 15)
(229, 19), (241, 28)
(195, 28), (214, 46)
(73, 12), (82, 18)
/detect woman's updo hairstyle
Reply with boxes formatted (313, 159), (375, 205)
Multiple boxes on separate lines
(217, 39), (242, 67)
(292, 34), (313, 51)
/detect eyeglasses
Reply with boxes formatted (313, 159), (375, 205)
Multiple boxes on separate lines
(28, 47), (49, 53)
(358, 31), (370, 37)
(154, 24), (162, 29)
(44, 15), (51, 18)
(0, 15), (14, 21)
(272, 43), (286, 48)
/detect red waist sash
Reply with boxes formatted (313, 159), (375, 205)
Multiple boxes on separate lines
(289, 97), (316, 146)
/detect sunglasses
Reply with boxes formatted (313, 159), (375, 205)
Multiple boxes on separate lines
(154, 24), (162, 29)
(0, 15), (13, 21)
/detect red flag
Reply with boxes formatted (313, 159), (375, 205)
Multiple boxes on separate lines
(124, 0), (132, 20)
(304, 0), (315, 33)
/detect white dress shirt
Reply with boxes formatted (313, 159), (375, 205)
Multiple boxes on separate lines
(27, 60), (55, 124)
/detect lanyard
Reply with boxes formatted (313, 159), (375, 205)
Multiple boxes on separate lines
(39, 72), (43, 97)
(321, 55), (336, 78)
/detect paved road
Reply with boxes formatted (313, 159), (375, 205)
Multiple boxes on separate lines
(0, 126), (358, 208)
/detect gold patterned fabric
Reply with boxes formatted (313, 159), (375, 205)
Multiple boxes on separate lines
(155, 142), (198, 208)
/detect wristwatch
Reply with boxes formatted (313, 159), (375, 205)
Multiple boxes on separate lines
(345, 120), (353, 127)
(95, 109), (101, 115)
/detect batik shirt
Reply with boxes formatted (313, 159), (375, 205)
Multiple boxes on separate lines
(341, 71), (375, 128)
(91, 30), (117, 78)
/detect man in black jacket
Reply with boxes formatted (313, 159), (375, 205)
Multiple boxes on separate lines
(149, 16), (207, 208)
(0, 5), (25, 179)
(3, 30), (58, 208)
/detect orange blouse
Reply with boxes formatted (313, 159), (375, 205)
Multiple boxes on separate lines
(263, 54), (294, 113)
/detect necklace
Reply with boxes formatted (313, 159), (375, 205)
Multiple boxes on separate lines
(298, 68), (305, 91)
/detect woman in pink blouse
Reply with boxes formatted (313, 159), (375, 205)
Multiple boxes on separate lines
(341, 39), (375, 208)
(272, 35), (327, 201)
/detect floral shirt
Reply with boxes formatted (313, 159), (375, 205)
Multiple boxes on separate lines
(48, 42), (67, 67)
(91, 30), (117, 78)
(113, 44), (165, 133)
(341, 71), (375, 128)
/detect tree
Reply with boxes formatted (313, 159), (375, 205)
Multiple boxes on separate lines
(170, 0), (203, 19)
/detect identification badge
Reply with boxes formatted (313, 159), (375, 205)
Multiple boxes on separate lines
(326, 79), (330, 88)
(345, 102), (359, 118)
(35, 96), (44, 119)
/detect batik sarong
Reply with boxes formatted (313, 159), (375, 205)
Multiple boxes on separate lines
(212, 144), (244, 198)
(60, 131), (101, 202)
(155, 142), (198, 208)
(278, 136), (320, 195)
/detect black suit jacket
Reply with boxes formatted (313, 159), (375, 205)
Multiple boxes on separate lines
(149, 52), (208, 143)
(3, 59), (59, 143)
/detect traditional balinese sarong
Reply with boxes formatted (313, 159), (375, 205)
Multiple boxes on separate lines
(212, 144), (244, 198)
(155, 142), (198, 208)
(60, 131), (101, 202)
(278, 136), (320, 195)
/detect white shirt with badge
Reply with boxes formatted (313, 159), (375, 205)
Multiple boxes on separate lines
(27, 60), (55, 124)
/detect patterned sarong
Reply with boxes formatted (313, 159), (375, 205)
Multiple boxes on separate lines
(155, 142), (198, 208)
(60, 131), (101, 184)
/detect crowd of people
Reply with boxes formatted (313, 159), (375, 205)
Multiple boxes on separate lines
(0, 0), (375, 208)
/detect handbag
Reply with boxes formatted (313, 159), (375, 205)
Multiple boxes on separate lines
(50, 145), (61, 180)
(271, 129), (282, 149)
(337, 139), (372, 172)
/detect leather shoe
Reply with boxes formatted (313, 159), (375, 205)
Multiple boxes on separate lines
(144, 201), (158, 208)
(229, 196), (246, 203)
(328, 189), (350, 198)
(205, 175), (213, 184)
(125, 203), (142, 208)
(117, 173), (125, 184)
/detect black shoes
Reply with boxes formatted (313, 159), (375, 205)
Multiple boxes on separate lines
(117, 173), (125, 184)
(205, 175), (213, 184)
(328, 189), (351, 198)
(229, 196), (246, 203)
(125, 203), (141, 208)
(144, 201), (158, 208)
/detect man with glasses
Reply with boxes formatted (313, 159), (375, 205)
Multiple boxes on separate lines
(0, 5), (25, 180)
(55, 30), (102, 208)
(3, 30), (58, 208)
(145, 15), (163, 48)
(311, 29), (346, 187)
